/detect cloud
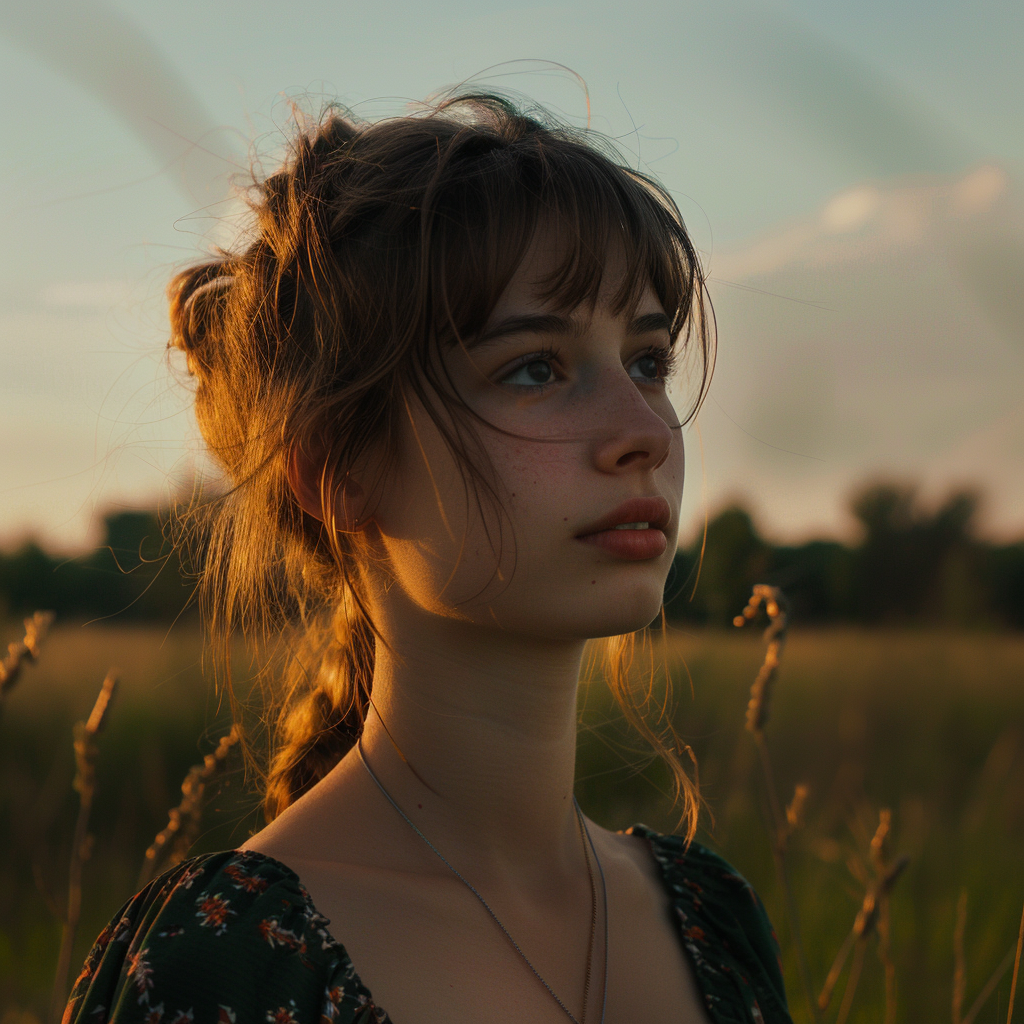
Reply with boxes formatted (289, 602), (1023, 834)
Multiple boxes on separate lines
(712, 165), (1017, 283)
(691, 164), (1024, 540)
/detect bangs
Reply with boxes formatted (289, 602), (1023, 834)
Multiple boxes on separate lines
(421, 100), (704, 377)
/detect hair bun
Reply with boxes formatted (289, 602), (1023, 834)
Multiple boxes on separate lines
(167, 265), (235, 376)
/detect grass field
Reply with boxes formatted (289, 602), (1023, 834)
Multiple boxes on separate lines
(2, 620), (1022, 1023)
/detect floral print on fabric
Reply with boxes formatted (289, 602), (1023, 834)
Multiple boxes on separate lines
(627, 825), (792, 1024)
(64, 832), (790, 1024)
(62, 851), (383, 1024)
(194, 893), (235, 935)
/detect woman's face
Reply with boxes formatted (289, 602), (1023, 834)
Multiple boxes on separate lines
(363, 231), (685, 641)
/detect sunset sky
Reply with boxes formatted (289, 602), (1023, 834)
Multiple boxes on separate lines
(1, 0), (1021, 550)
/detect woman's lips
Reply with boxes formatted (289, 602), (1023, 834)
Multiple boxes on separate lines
(577, 527), (668, 560)
(574, 496), (672, 560)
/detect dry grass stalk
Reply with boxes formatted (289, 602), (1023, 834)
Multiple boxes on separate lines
(962, 944), (1020, 1024)
(734, 585), (788, 735)
(876, 877), (897, 1023)
(948, 887), (1023, 1024)
(1008, 901), (1024, 1024)
(137, 724), (240, 889)
(835, 939), (867, 1024)
(785, 783), (810, 835)
(870, 810), (899, 1024)
(953, 890), (968, 1024)
(733, 586), (818, 1023)
(818, 822), (909, 1015)
(0, 611), (55, 701)
(827, 816), (904, 1024)
(50, 669), (118, 1023)
(819, 930), (857, 1012)
(854, 856), (909, 938)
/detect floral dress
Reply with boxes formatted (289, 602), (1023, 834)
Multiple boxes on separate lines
(63, 826), (792, 1024)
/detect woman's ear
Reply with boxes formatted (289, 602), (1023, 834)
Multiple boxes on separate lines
(286, 442), (369, 532)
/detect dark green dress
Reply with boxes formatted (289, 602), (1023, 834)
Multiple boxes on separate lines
(63, 826), (792, 1024)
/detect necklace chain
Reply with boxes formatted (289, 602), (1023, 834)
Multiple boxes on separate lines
(579, 811), (598, 1022)
(357, 740), (608, 1024)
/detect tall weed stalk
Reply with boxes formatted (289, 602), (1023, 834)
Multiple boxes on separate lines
(49, 669), (118, 1023)
(0, 611), (54, 712)
(138, 724), (240, 888)
(734, 585), (819, 1023)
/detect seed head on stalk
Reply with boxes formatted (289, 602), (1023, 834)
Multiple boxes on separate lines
(138, 724), (240, 888)
(785, 783), (810, 836)
(0, 610), (55, 701)
(817, 807), (909, 1024)
(50, 669), (118, 1022)
(734, 585), (789, 735)
(733, 585), (818, 1021)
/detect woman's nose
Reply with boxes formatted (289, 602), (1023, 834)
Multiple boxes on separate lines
(588, 368), (676, 475)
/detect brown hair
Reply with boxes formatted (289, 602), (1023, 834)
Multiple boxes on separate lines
(168, 91), (714, 837)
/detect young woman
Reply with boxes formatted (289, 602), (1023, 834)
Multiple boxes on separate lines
(64, 93), (791, 1024)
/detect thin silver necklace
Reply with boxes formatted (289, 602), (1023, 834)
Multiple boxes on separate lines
(357, 739), (609, 1024)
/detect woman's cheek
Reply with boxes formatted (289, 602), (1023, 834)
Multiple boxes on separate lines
(662, 429), (685, 483)
(497, 435), (575, 490)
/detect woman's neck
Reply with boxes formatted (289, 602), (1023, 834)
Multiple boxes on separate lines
(358, 602), (589, 878)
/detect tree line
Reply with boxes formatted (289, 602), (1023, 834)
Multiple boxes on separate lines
(667, 483), (1024, 628)
(1, 481), (1022, 628)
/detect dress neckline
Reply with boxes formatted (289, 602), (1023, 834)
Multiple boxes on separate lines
(232, 823), (690, 1024)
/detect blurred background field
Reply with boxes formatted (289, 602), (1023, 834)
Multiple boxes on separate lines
(2, 618), (1022, 1023)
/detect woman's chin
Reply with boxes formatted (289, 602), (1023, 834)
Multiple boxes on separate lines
(569, 588), (670, 640)
(451, 561), (672, 640)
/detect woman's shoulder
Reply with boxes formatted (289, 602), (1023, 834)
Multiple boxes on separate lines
(626, 824), (792, 1024)
(64, 850), (386, 1024)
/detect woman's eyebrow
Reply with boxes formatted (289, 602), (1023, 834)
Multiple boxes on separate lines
(630, 311), (672, 335)
(471, 310), (671, 348)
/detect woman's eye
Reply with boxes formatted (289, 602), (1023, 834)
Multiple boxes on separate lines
(629, 351), (669, 383)
(502, 358), (555, 387)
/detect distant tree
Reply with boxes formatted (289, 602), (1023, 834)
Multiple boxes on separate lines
(849, 482), (925, 622)
(848, 482), (990, 625)
(665, 506), (772, 625)
(84, 509), (199, 621)
(664, 481), (1019, 630)
(0, 508), (198, 623)
(765, 540), (856, 623)
(0, 542), (65, 619)
(986, 542), (1024, 629)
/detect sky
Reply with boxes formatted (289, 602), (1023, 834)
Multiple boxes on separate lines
(1, 0), (1021, 550)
